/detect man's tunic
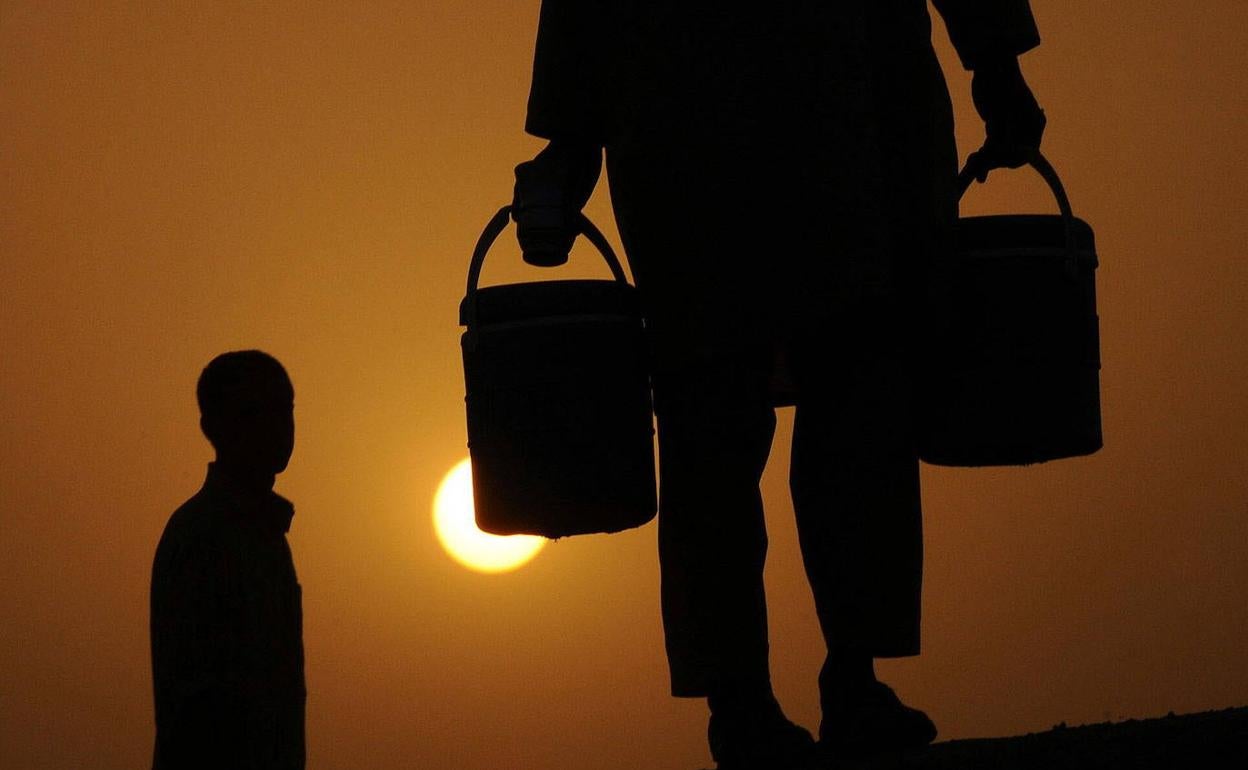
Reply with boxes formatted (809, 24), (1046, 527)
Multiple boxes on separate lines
(525, 1), (1041, 349)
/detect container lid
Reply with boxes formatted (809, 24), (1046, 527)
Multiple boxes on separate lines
(460, 279), (642, 327)
(957, 214), (1096, 259)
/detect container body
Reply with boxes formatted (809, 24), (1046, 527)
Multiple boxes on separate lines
(919, 214), (1102, 466)
(461, 280), (657, 537)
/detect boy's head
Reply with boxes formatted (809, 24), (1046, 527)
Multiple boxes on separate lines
(197, 350), (295, 475)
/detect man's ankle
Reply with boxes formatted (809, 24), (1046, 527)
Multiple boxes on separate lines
(707, 681), (778, 719)
(821, 649), (878, 696)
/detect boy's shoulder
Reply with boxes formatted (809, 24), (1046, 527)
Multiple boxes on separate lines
(153, 484), (235, 574)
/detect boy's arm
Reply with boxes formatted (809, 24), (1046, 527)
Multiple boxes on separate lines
(153, 537), (250, 767)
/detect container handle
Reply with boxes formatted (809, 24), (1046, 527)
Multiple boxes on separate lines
(465, 205), (631, 299)
(958, 150), (1079, 258)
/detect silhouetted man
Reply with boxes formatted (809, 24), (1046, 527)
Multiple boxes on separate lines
(512, 2), (1047, 768)
(151, 351), (304, 770)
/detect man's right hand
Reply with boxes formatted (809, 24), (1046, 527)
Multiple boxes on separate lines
(968, 57), (1046, 181)
(512, 140), (603, 266)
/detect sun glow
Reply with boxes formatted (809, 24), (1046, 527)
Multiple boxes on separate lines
(433, 458), (545, 573)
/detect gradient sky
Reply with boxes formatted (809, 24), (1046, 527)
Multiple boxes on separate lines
(2, 2), (1246, 769)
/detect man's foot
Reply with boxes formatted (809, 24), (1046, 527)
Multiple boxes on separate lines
(819, 681), (937, 761)
(708, 693), (818, 769)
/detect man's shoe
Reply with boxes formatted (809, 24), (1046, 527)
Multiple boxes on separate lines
(819, 681), (937, 761)
(708, 695), (818, 770)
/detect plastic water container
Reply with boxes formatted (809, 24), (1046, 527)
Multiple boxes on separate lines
(459, 206), (657, 537)
(919, 153), (1102, 466)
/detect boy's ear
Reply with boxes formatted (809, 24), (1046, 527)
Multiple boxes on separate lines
(200, 414), (219, 449)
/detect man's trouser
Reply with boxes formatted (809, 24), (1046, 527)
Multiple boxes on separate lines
(649, 330), (923, 697)
(603, 83), (951, 691)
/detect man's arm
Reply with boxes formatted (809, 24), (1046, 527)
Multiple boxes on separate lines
(514, 1), (608, 266)
(932, 0), (1046, 177)
(524, 0), (610, 144)
(931, 0), (1041, 71)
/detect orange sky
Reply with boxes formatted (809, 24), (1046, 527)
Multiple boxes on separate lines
(2, 2), (1246, 768)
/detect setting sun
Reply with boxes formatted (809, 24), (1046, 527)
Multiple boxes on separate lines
(432, 458), (545, 574)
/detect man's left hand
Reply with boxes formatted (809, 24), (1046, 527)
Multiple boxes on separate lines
(969, 57), (1046, 181)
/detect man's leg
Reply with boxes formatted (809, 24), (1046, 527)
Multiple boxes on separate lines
(654, 351), (776, 698)
(654, 350), (819, 767)
(789, 349), (923, 657)
(789, 331), (935, 755)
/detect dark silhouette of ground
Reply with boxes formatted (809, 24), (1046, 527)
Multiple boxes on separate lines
(697, 707), (1248, 769)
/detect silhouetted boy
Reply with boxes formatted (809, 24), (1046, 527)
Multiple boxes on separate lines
(513, 2), (1046, 767)
(151, 351), (304, 770)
